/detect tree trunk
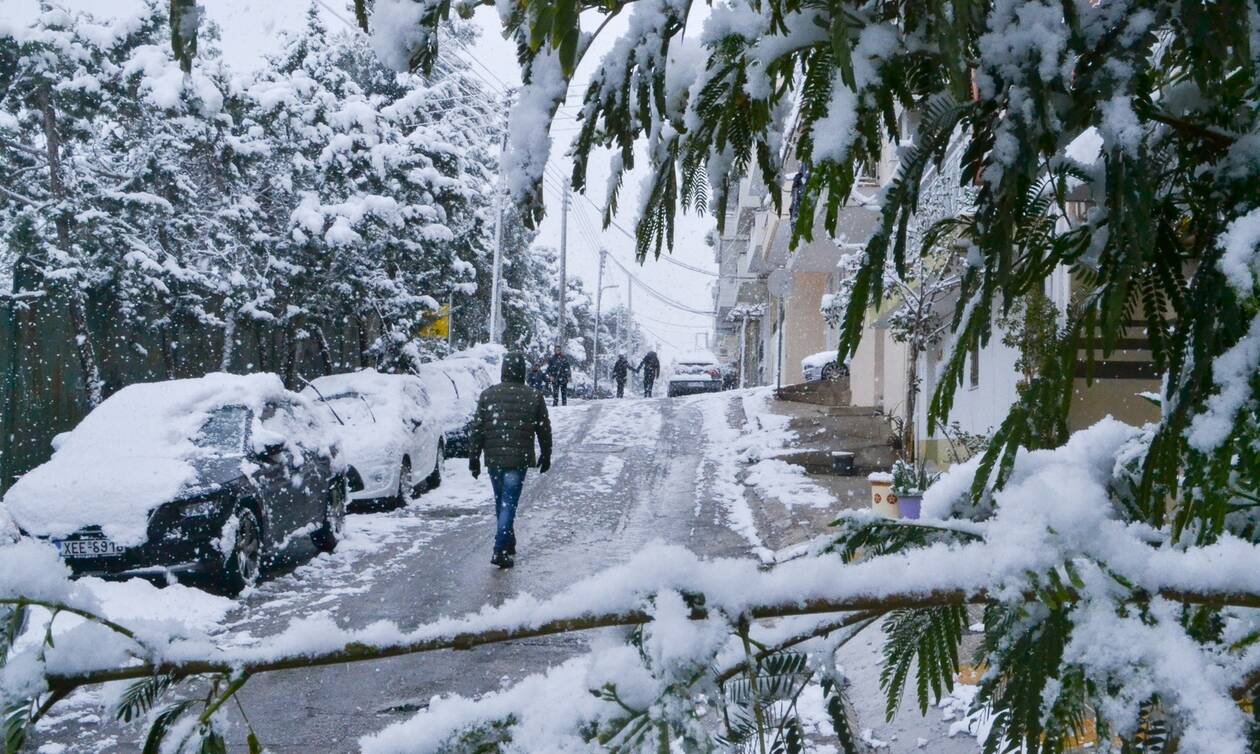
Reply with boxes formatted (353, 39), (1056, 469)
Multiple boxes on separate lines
(220, 309), (236, 372)
(356, 311), (371, 368)
(905, 337), (921, 464)
(312, 323), (333, 376)
(282, 316), (301, 388)
(38, 88), (103, 407)
(1, 260), (31, 490)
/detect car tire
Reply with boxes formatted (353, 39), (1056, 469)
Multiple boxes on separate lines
(424, 443), (443, 491)
(220, 507), (263, 596)
(312, 479), (345, 553)
(393, 457), (413, 508)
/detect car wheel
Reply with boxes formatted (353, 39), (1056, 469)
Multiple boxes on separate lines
(424, 443), (443, 491)
(220, 507), (263, 596)
(312, 479), (345, 553)
(821, 363), (838, 381)
(393, 457), (413, 508)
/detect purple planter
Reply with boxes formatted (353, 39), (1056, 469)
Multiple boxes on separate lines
(898, 495), (922, 520)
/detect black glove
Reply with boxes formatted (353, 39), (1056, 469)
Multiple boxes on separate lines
(538, 452), (551, 474)
(469, 456), (481, 479)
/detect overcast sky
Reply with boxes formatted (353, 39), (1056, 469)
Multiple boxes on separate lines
(3, 0), (720, 359)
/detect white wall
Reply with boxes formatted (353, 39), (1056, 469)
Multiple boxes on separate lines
(917, 314), (1022, 461)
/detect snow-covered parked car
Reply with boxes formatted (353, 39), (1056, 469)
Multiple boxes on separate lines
(801, 350), (849, 382)
(416, 345), (501, 458)
(2, 374), (347, 595)
(303, 369), (444, 509)
(666, 351), (723, 397)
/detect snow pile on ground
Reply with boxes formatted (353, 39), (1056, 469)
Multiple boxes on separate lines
(695, 388), (837, 557)
(2, 373), (326, 545)
(696, 391), (772, 559)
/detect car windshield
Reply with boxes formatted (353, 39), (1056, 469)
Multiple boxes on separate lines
(192, 405), (249, 454)
(317, 392), (377, 426)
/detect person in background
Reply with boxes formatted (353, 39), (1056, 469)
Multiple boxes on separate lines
(545, 345), (572, 407)
(527, 360), (548, 393)
(611, 353), (633, 398)
(637, 350), (661, 397)
(468, 352), (552, 569)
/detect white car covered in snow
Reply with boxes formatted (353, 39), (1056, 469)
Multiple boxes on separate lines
(304, 369), (445, 509)
(666, 351), (723, 397)
(414, 344), (502, 457)
(801, 350), (849, 382)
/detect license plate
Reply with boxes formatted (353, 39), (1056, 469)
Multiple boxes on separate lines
(56, 537), (125, 559)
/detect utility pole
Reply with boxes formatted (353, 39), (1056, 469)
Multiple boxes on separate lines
(558, 185), (569, 347)
(625, 266), (633, 353)
(593, 249), (605, 397)
(776, 299), (785, 394)
(738, 311), (748, 388)
(487, 98), (511, 344)
(447, 290), (454, 351)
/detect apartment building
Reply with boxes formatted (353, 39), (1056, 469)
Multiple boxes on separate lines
(710, 117), (1157, 463)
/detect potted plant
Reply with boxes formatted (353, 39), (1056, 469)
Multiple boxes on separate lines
(890, 459), (938, 520)
(867, 471), (898, 519)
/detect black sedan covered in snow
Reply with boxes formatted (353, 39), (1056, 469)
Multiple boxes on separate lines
(3, 374), (348, 594)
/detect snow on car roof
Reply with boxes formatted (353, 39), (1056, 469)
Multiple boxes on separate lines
(801, 350), (843, 368)
(449, 342), (506, 365)
(676, 350), (718, 364)
(305, 368), (408, 401)
(3, 373), (307, 545)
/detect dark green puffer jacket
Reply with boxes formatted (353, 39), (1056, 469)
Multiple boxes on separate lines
(469, 352), (552, 469)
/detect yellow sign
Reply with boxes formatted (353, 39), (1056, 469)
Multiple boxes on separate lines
(418, 305), (450, 339)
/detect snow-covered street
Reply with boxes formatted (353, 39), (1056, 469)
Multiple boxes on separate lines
(28, 392), (979, 752)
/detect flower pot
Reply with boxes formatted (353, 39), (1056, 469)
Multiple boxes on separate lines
(898, 494), (922, 520)
(868, 472), (898, 519)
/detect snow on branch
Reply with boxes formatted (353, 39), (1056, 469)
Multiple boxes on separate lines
(5, 421), (1260, 751)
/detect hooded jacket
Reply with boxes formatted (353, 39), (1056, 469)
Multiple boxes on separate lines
(469, 352), (552, 469)
(638, 351), (660, 377)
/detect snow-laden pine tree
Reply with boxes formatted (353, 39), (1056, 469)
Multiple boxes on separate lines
(0, 6), (169, 406)
(247, 8), (497, 374)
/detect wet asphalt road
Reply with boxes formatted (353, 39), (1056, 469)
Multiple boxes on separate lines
(36, 396), (753, 752)
(237, 396), (751, 751)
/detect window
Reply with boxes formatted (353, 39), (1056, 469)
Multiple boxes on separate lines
(193, 405), (248, 454)
(969, 345), (980, 389)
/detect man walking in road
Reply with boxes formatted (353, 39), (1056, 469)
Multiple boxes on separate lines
(637, 350), (661, 397)
(611, 353), (633, 398)
(468, 352), (552, 569)
(545, 345), (571, 407)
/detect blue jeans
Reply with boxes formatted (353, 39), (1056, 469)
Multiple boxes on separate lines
(489, 467), (526, 555)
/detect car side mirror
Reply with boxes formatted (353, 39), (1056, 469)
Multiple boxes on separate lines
(50, 431), (71, 452)
(345, 468), (365, 492)
(410, 418), (423, 430)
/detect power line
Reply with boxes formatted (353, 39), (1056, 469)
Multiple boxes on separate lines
(548, 180), (716, 317)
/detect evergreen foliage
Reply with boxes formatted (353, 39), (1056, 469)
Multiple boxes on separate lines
(361, 0), (1260, 749)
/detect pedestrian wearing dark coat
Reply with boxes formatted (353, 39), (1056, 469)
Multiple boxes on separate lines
(527, 362), (548, 392)
(469, 352), (552, 568)
(612, 354), (633, 398)
(637, 351), (661, 397)
(545, 346), (572, 407)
